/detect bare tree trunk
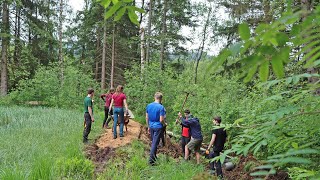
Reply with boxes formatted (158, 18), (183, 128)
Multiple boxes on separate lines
(101, 20), (107, 90)
(110, 24), (115, 89)
(58, 0), (64, 83)
(160, 0), (167, 70)
(194, 5), (212, 84)
(140, 28), (146, 74)
(1, 0), (9, 96)
(146, 0), (153, 63)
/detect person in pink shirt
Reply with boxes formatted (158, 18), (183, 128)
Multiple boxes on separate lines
(100, 88), (115, 128)
(108, 85), (129, 139)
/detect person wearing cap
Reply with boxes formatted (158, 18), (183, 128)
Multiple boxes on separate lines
(177, 111), (203, 164)
(177, 109), (193, 156)
(146, 92), (166, 165)
(206, 116), (227, 178)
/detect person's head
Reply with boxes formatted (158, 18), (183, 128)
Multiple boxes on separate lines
(109, 88), (115, 94)
(115, 85), (124, 94)
(154, 92), (163, 103)
(184, 109), (191, 118)
(87, 88), (94, 97)
(213, 116), (221, 125)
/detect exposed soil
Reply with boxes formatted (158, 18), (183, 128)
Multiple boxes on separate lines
(84, 120), (288, 180)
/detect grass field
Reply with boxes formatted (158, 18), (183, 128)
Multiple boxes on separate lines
(0, 106), (102, 179)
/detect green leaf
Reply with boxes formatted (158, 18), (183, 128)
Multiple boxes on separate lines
(254, 164), (274, 170)
(259, 61), (269, 82)
(271, 54), (285, 78)
(114, 7), (126, 21)
(244, 64), (258, 83)
(278, 157), (311, 164)
(100, 0), (111, 8)
(104, 1), (123, 20)
(239, 23), (250, 40)
(250, 171), (270, 176)
(291, 142), (299, 149)
(111, 0), (118, 4)
(127, 6), (146, 13)
(276, 32), (289, 46)
(123, 0), (133, 2)
(128, 9), (139, 26)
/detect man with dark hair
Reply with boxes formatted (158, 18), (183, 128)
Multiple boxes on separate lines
(178, 111), (203, 164)
(83, 88), (95, 143)
(146, 92), (166, 165)
(176, 109), (193, 156)
(206, 116), (227, 178)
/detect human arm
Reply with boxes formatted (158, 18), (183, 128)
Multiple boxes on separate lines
(123, 99), (129, 115)
(108, 99), (114, 113)
(207, 133), (216, 151)
(88, 106), (94, 122)
(146, 112), (150, 134)
(100, 94), (106, 102)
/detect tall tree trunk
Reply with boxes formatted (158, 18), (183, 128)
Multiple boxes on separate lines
(146, 0), (152, 63)
(59, 0), (64, 83)
(160, 0), (167, 70)
(1, 0), (9, 96)
(110, 24), (115, 89)
(96, 28), (101, 81)
(140, 28), (146, 74)
(194, 5), (212, 84)
(101, 20), (107, 90)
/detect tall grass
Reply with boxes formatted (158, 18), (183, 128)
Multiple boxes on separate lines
(0, 106), (101, 179)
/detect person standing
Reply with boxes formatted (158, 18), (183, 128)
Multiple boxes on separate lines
(109, 85), (128, 139)
(206, 116), (227, 178)
(100, 88), (115, 128)
(178, 111), (203, 164)
(83, 88), (95, 143)
(176, 109), (193, 156)
(146, 92), (166, 165)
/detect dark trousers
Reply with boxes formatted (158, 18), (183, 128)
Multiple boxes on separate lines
(159, 126), (166, 146)
(102, 106), (112, 127)
(181, 136), (191, 155)
(209, 151), (223, 177)
(149, 127), (163, 164)
(83, 113), (92, 142)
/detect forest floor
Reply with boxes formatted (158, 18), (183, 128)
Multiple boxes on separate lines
(84, 120), (288, 180)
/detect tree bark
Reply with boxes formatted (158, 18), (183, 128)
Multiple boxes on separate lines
(110, 24), (115, 89)
(58, 0), (64, 83)
(160, 0), (167, 70)
(101, 19), (107, 90)
(194, 5), (212, 84)
(146, 0), (152, 63)
(140, 28), (146, 74)
(1, 0), (9, 96)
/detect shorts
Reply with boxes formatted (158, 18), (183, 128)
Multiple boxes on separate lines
(186, 137), (202, 153)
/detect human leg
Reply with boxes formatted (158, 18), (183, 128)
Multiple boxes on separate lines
(213, 151), (223, 177)
(83, 113), (92, 142)
(106, 108), (113, 126)
(149, 128), (162, 165)
(113, 108), (120, 138)
(102, 106), (108, 128)
(119, 108), (124, 136)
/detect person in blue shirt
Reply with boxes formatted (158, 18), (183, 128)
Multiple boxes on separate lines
(146, 92), (166, 165)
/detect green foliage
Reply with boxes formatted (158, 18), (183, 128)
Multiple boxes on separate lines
(98, 0), (145, 25)
(98, 140), (204, 180)
(8, 63), (99, 109)
(0, 106), (99, 179)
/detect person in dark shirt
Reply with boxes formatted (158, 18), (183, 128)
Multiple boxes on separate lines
(176, 109), (193, 156)
(178, 111), (203, 164)
(100, 88), (115, 128)
(206, 116), (227, 178)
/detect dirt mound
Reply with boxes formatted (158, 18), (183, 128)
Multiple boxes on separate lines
(85, 144), (115, 173)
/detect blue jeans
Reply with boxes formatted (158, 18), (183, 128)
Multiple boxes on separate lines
(149, 127), (163, 164)
(113, 107), (124, 137)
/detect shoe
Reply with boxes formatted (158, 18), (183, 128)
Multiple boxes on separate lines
(120, 135), (124, 137)
(209, 170), (215, 175)
(113, 136), (117, 139)
(83, 139), (88, 143)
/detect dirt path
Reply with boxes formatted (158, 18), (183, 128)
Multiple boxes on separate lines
(95, 120), (143, 149)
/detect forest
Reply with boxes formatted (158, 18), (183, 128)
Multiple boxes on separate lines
(0, 0), (319, 179)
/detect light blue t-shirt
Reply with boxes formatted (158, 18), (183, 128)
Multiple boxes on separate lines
(146, 102), (166, 128)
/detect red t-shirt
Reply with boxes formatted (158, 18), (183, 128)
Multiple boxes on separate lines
(101, 93), (113, 107)
(112, 93), (126, 107)
(182, 127), (190, 137)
